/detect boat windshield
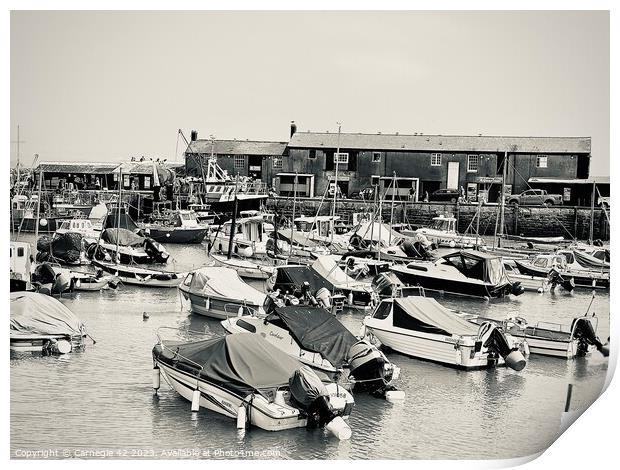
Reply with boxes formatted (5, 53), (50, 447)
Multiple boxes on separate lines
(429, 219), (454, 232)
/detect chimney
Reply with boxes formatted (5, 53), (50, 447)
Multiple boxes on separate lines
(290, 121), (297, 138)
(190, 130), (198, 142)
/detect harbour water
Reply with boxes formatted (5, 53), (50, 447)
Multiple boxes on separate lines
(11, 238), (609, 460)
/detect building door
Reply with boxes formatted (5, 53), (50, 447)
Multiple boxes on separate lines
(248, 155), (262, 180)
(447, 162), (459, 190)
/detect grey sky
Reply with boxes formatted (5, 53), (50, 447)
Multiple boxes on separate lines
(10, 10), (609, 176)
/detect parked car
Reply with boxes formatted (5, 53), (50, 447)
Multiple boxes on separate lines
(506, 189), (563, 206)
(430, 188), (460, 203)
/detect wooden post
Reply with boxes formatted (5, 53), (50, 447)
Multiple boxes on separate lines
(564, 383), (574, 412)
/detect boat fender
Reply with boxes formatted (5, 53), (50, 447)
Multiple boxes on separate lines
(236, 404), (247, 429)
(325, 416), (352, 440)
(391, 366), (401, 381)
(347, 293), (354, 305)
(191, 388), (201, 412)
(237, 306), (244, 317)
(504, 350), (527, 371)
(53, 339), (72, 355)
(152, 367), (160, 393)
(315, 287), (332, 309)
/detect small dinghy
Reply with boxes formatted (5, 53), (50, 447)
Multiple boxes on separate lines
(10, 291), (90, 354)
(363, 296), (528, 370)
(491, 315), (605, 359)
(152, 333), (354, 438)
(71, 269), (120, 291)
(210, 253), (277, 280)
(179, 267), (267, 319)
(92, 259), (184, 288)
(222, 304), (401, 395)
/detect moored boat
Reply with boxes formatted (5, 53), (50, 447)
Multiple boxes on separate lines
(363, 296), (528, 370)
(152, 332), (354, 438)
(143, 209), (209, 244)
(221, 305), (400, 395)
(10, 291), (90, 354)
(92, 259), (184, 288)
(210, 253), (277, 281)
(390, 250), (524, 299)
(514, 253), (609, 289)
(178, 266), (267, 318)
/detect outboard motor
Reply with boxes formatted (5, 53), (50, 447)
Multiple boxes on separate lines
(477, 322), (527, 371)
(571, 317), (606, 356)
(288, 366), (351, 439)
(510, 282), (525, 296)
(144, 238), (170, 263)
(346, 340), (389, 393)
(548, 268), (575, 292)
(371, 272), (405, 298)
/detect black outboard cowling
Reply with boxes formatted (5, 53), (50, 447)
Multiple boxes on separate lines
(371, 272), (405, 298)
(346, 340), (388, 393)
(478, 322), (527, 371)
(288, 366), (335, 427)
(510, 282), (525, 296)
(400, 239), (432, 259)
(571, 317), (606, 356)
(143, 238), (169, 263)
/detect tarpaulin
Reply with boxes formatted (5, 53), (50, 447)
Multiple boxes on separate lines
(10, 291), (85, 337)
(393, 297), (479, 337)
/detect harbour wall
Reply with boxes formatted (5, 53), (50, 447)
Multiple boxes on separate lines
(265, 197), (611, 241)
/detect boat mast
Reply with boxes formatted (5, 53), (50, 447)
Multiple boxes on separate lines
(389, 171), (396, 245)
(331, 122), (341, 244)
(377, 185), (383, 262)
(497, 150), (508, 247)
(589, 180), (596, 244)
(115, 165), (123, 262)
(290, 172), (298, 257)
(227, 174), (239, 260)
(33, 164), (43, 260)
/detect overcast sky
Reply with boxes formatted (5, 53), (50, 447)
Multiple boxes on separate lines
(10, 10), (610, 176)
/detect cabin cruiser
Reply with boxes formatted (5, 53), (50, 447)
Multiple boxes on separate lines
(10, 291), (90, 354)
(363, 296), (528, 370)
(349, 221), (435, 261)
(268, 231), (331, 260)
(404, 215), (485, 249)
(92, 260), (184, 288)
(293, 215), (350, 254)
(55, 217), (100, 240)
(143, 209), (209, 244)
(514, 252), (609, 289)
(152, 332), (354, 438)
(179, 267), (267, 319)
(222, 304), (400, 395)
(95, 228), (170, 264)
(391, 250), (524, 299)
(208, 213), (269, 258)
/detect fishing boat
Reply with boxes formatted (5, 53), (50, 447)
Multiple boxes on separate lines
(208, 213), (269, 258)
(10, 291), (90, 354)
(514, 253), (609, 289)
(209, 253), (277, 281)
(143, 209), (209, 244)
(468, 315), (606, 359)
(152, 332), (354, 438)
(178, 267), (267, 319)
(390, 250), (524, 299)
(221, 305), (401, 395)
(362, 296), (528, 370)
(92, 259), (185, 288)
(404, 215), (484, 249)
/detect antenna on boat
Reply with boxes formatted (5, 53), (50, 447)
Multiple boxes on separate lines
(330, 122), (342, 245)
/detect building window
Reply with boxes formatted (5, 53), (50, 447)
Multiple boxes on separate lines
(335, 152), (349, 164)
(144, 176), (151, 189)
(234, 155), (245, 169)
(273, 157), (282, 169)
(309, 149), (316, 159)
(431, 153), (442, 166)
(372, 152), (381, 163)
(467, 155), (479, 172)
(536, 155), (548, 168)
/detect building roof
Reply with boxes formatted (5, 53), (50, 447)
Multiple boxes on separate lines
(288, 132), (591, 154)
(37, 161), (182, 175)
(186, 139), (287, 156)
(37, 162), (120, 174)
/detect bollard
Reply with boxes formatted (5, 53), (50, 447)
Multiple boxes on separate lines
(191, 388), (201, 412)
